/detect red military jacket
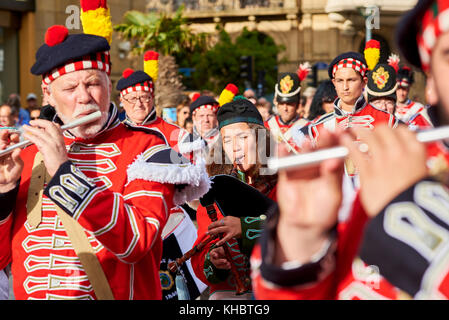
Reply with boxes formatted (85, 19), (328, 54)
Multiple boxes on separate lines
(293, 96), (398, 177)
(0, 107), (209, 300)
(395, 100), (428, 124)
(300, 96), (399, 145)
(123, 110), (190, 160)
(264, 115), (309, 153)
(251, 107), (449, 300)
(252, 176), (449, 299)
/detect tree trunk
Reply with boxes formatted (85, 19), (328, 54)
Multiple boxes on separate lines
(154, 55), (185, 116)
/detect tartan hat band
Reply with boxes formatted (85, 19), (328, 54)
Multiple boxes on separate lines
(332, 58), (368, 78)
(42, 50), (111, 85)
(120, 81), (154, 97)
(397, 79), (411, 88)
(192, 104), (219, 115)
(417, 1), (449, 72)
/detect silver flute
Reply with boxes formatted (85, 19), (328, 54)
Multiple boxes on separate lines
(268, 126), (449, 171)
(0, 111), (102, 158)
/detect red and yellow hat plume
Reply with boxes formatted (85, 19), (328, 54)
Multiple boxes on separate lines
(218, 83), (239, 107)
(364, 39), (380, 71)
(144, 51), (159, 81)
(80, 0), (112, 44)
(387, 53), (400, 73)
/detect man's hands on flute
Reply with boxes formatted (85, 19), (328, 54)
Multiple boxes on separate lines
(341, 124), (428, 217)
(22, 119), (68, 177)
(0, 130), (24, 193)
(274, 130), (344, 266)
(273, 124), (429, 266)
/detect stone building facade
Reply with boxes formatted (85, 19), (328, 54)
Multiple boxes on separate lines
(0, 0), (425, 107)
(0, 0), (148, 106)
(172, 0), (424, 100)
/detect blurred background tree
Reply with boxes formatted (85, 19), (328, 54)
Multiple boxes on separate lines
(114, 6), (284, 102)
(177, 26), (285, 96)
(114, 5), (209, 111)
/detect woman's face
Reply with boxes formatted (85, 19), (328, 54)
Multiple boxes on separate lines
(220, 122), (258, 173)
(177, 106), (190, 124)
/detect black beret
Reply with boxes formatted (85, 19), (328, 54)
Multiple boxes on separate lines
(275, 72), (301, 104)
(366, 64), (398, 102)
(328, 52), (368, 79)
(116, 71), (152, 91)
(31, 33), (110, 76)
(396, 0), (434, 70)
(189, 96), (218, 114)
(217, 98), (264, 130)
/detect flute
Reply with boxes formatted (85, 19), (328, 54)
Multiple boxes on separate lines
(268, 125), (449, 171)
(0, 111), (102, 158)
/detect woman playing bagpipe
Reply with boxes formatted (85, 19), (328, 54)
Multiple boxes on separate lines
(167, 87), (278, 299)
(183, 90), (278, 300)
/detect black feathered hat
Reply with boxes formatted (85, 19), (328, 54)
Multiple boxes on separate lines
(397, 66), (415, 88)
(366, 63), (398, 102)
(275, 72), (301, 104)
(274, 63), (311, 104)
(116, 50), (159, 97)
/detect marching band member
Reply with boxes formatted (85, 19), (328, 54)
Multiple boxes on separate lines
(191, 96), (277, 300)
(265, 64), (311, 153)
(117, 51), (190, 160)
(297, 46), (399, 153)
(178, 95), (222, 163)
(116, 51), (207, 300)
(251, 0), (449, 300)
(395, 65), (430, 124)
(0, 0), (209, 300)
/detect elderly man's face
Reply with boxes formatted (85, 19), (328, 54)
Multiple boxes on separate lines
(120, 92), (154, 125)
(192, 108), (218, 137)
(43, 69), (111, 138)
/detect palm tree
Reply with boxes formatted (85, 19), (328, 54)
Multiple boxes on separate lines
(114, 5), (209, 114)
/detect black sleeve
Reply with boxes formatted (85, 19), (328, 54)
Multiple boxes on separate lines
(0, 180), (20, 220)
(43, 161), (97, 218)
(359, 178), (449, 297)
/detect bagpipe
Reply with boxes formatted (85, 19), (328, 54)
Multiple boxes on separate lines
(168, 174), (276, 296)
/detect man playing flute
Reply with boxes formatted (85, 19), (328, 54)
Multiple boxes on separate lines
(0, 0), (209, 300)
(252, 0), (449, 300)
